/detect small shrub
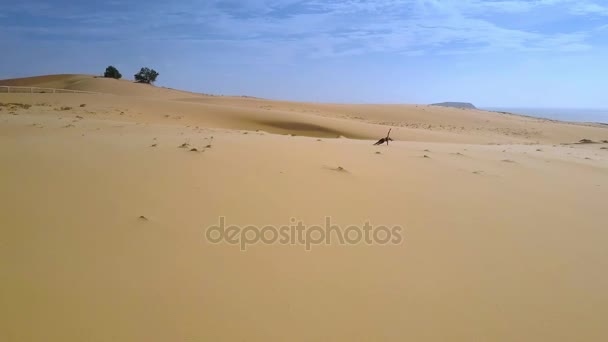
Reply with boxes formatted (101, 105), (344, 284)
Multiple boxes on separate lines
(104, 66), (122, 79)
(134, 67), (159, 84)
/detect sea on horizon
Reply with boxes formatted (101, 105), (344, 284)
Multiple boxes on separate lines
(482, 107), (608, 124)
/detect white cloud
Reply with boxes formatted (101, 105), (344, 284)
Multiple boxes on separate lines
(571, 2), (608, 16)
(192, 0), (602, 56)
(2, 0), (604, 57)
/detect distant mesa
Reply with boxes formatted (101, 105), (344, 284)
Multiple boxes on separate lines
(431, 102), (477, 110)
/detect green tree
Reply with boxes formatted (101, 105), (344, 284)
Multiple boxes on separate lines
(134, 67), (159, 84)
(103, 65), (122, 79)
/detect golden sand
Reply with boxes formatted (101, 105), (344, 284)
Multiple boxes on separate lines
(1, 75), (607, 341)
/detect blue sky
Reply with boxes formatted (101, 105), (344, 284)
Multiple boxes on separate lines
(1, 0), (607, 107)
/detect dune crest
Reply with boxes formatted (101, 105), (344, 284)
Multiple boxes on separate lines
(2, 74), (607, 143)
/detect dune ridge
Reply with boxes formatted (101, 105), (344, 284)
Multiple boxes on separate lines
(2, 74), (607, 143)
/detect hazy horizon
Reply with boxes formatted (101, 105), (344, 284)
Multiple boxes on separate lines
(2, 0), (607, 109)
(482, 107), (608, 124)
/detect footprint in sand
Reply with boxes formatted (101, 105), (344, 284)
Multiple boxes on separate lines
(324, 166), (350, 173)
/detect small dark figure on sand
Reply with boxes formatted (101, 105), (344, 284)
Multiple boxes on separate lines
(374, 129), (393, 146)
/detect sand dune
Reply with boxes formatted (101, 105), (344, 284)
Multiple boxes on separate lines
(1, 75), (607, 341)
(3, 74), (607, 143)
(0, 74), (206, 99)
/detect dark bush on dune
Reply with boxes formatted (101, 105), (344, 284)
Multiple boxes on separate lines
(134, 67), (159, 84)
(104, 65), (122, 79)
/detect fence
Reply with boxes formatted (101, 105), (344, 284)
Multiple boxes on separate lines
(0, 86), (100, 94)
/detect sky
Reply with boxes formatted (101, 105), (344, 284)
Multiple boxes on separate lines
(1, 0), (607, 107)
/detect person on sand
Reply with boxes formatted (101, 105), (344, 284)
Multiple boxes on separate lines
(374, 129), (393, 146)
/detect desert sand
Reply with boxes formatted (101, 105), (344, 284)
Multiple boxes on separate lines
(1, 75), (607, 341)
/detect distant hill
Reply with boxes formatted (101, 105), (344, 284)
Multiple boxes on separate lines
(431, 102), (477, 110)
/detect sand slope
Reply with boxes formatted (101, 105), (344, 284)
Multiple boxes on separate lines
(2, 74), (607, 143)
(1, 75), (608, 341)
